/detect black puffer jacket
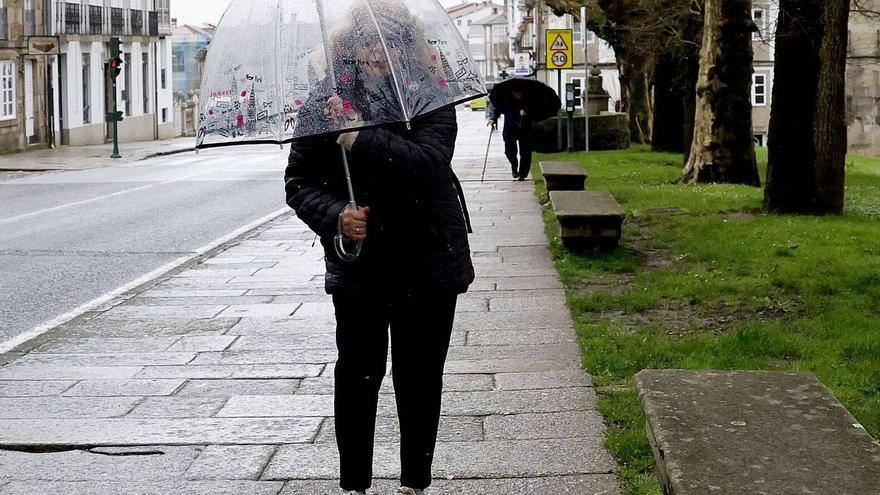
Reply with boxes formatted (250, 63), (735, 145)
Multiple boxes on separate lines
(284, 107), (474, 296)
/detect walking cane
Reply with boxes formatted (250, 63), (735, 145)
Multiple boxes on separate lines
(481, 127), (494, 183)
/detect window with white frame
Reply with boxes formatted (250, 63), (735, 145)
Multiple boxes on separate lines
(752, 73), (767, 106)
(752, 9), (765, 40)
(572, 19), (583, 44)
(1, 61), (14, 120)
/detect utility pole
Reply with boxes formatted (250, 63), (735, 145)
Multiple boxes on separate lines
(107, 37), (124, 159)
(583, 6), (590, 152)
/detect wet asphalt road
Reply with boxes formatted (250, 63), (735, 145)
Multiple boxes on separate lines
(0, 145), (290, 342)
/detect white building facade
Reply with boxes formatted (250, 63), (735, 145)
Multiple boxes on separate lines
(49, 0), (173, 146)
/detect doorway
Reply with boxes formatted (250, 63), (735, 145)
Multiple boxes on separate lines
(24, 59), (36, 144)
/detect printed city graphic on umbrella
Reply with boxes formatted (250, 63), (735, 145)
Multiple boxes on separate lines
(197, 0), (487, 149)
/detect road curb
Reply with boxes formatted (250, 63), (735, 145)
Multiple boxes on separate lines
(0, 207), (294, 360)
(141, 146), (197, 160)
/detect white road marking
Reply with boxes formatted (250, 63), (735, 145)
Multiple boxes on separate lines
(0, 157), (281, 224)
(0, 206), (291, 355)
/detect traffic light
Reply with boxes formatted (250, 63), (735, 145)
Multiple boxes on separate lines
(109, 37), (123, 79)
(572, 79), (582, 107)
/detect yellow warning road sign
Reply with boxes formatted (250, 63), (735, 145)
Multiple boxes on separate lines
(546, 29), (573, 70)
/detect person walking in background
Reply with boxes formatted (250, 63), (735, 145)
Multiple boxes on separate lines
(489, 89), (534, 181)
(285, 4), (475, 495)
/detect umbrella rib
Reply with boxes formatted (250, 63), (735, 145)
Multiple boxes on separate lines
(362, 0), (410, 125)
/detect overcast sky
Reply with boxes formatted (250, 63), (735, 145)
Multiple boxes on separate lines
(171, 0), (463, 26)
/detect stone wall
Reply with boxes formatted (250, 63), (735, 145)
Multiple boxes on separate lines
(533, 113), (630, 152)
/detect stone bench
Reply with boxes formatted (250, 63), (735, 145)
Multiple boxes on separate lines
(549, 190), (625, 250)
(635, 370), (880, 495)
(540, 161), (589, 191)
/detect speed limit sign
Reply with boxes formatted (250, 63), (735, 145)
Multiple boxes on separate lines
(551, 51), (568, 68)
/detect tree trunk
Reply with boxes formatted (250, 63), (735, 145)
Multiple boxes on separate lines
(764, 0), (849, 214)
(682, 0), (760, 186)
(652, 52), (686, 153)
(625, 56), (652, 145)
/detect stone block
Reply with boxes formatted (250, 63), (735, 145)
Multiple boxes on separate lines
(635, 370), (880, 495)
(189, 349), (337, 366)
(550, 190), (625, 250)
(540, 161), (589, 191)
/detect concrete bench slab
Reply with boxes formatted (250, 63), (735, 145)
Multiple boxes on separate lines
(549, 191), (625, 250)
(635, 370), (880, 495)
(540, 161), (589, 191)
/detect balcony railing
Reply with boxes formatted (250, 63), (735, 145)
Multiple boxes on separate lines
(88, 5), (102, 35)
(131, 10), (143, 36)
(64, 3), (82, 35)
(0, 8), (7, 41)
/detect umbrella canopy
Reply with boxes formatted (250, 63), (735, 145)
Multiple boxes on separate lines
(196, 0), (487, 149)
(489, 78), (561, 122)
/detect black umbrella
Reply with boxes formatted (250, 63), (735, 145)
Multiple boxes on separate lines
(489, 78), (561, 122)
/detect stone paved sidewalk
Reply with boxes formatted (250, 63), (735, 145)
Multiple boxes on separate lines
(0, 109), (618, 494)
(0, 137), (195, 172)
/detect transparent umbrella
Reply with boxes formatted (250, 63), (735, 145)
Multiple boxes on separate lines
(197, 0), (486, 259)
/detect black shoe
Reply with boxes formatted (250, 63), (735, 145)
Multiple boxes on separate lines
(512, 171), (518, 179)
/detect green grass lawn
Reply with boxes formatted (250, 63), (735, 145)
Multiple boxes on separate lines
(534, 146), (880, 495)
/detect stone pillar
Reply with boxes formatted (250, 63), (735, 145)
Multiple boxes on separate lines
(586, 66), (610, 116)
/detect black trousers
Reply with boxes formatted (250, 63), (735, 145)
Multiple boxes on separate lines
(504, 134), (533, 179)
(333, 291), (457, 492)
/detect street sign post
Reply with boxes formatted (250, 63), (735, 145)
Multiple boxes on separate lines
(546, 29), (573, 151)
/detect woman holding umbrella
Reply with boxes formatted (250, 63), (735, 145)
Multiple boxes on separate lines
(285, 3), (475, 495)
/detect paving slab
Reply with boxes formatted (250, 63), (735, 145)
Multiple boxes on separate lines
(0, 381), (76, 397)
(0, 397), (139, 418)
(189, 349), (337, 365)
(50, 318), (239, 337)
(263, 439), (615, 480)
(13, 352), (196, 366)
(134, 364), (324, 379)
(316, 416), (484, 444)
(183, 445), (278, 480)
(166, 336), (238, 352)
(465, 328), (576, 346)
(483, 411), (606, 440)
(126, 397), (229, 418)
(0, 418), (321, 446)
(0, 446), (202, 482)
(176, 378), (300, 397)
(32, 336), (180, 354)
(0, 481), (286, 495)
(62, 379), (186, 397)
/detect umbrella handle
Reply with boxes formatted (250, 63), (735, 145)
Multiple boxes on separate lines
(334, 143), (362, 263)
(334, 230), (362, 263)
